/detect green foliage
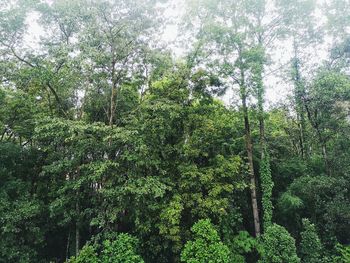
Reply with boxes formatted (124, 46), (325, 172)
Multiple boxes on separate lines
(307, 72), (350, 136)
(260, 151), (273, 229)
(68, 234), (144, 263)
(300, 218), (323, 263)
(230, 231), (258, 263)
(28, 72), (246, 262)
(277, 175), (350, 246)
(0, 142), (44, 263)
(334, 244), (350, 263)
(159, 194), (184, 252)
(259, 224), (300, 263)
(181, 219), (231, 263)
(68, 245), (98, 263)
(0, 89), (39, 142)
(1, 0), (350, 262)
(101, 234), (144, 263)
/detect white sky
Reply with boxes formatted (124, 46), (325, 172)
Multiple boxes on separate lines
(23, 0), (331, 107)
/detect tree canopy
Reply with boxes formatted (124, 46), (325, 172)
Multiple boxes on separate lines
(1, 0), (350, 262)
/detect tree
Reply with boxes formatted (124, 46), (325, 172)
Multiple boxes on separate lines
(101, 234), (144, 263)
(259, 224), (300, 263)
(325, 0), (350, 40)
(277, 174), (350, 248)
(74, 0), (163, 126)
(2, 0), (350, 262)
(68, 234), (144, 263)
(300, 218), (323, 263)
(304, 71), (350, 174)
(227, 231), (258, 263)
(0, 142), (44, 263)
(184, 0), (267, 236)
(181, 219), (231, 263)
(276, 0), (319, 159)
(68, 245), (98, 263)
(137, 68), (246, 261)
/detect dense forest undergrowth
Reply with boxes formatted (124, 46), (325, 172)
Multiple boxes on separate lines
(1, 0), (350, 262)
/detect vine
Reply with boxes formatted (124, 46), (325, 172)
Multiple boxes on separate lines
(260, 149), (274, 230)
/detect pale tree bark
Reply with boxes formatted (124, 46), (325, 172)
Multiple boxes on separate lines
(75, 199), (80, 256)
(75, 167), (81, 256)
(239, 66), (261, 236)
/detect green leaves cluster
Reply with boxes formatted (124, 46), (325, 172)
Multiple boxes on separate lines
(300, 219), (323, 263)
(258, 224), (300, 263)
(1, 0), (350, 262)
(260, 151), (273, 230)
(180, 219), (231, 263)
(68, 234), (144, 263)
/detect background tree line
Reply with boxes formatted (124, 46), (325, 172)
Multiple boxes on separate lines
(0, 0), (350, 262)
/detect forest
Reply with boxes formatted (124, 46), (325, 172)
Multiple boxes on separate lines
(0, 0), (350, 262)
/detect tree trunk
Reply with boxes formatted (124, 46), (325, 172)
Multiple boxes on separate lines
(75, 167), (81, 256)
(240, 70), (261, 236)
(256, 61), (265, 159)
(75, 200), (80, 256)
(109, 59), (117, 127)
(109, 86), (116, 127)
(322, 142), (330, 175)
(257, 31), (266, 159)
(292, 41), (307, 159)
(109, 85), (116, 126)
(66, 228), (71, 261)
(298, 120), (306, 158)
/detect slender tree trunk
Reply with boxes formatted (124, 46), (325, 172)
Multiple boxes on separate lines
(239, 69), (261, 236)
(109, 59), (117, 127)
(298, 120), (306, 157)
(292, 40), (307, 159)
(0, 129), (6, 141)
(66, 228), (71, 261)
(75, 167), (81, 256)
(256, 62), (265, 158)
(109, 86), (116, 127)
(109, 85), (116, 126)
(322, 142), (330, 175)
(75, 200), (80, 256)
(256, 35), (266, 158)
